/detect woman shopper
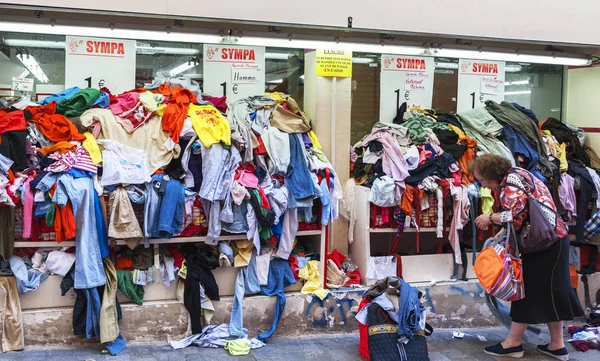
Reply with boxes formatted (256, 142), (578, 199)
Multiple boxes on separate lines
(472, 154), (583, 360)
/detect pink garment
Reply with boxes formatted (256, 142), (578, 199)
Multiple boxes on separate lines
(560, 173), (576, 222)
(360, 129), (410, 200)
(448, 181), (470, 264)
(417, 145), (432, 166)
(115, 105), (154, 133)
(109, 93), (140, 115)
(237, 168), (259, 189)
(45, 146), (97, 173)
(22, 178), (35, 238)
(451, 170), (462, 186)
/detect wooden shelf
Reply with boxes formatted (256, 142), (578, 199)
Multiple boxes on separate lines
(12, 229), (323, 248)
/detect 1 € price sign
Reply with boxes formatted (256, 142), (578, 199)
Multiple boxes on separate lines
(203, 45), (265, 102)
(379, 55), (434, 123)
(65, 36), (136, 94)
(457, 59), (505, 112)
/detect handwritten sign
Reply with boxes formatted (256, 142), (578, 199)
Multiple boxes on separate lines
(12, 77), (34, 92)
(316, 50), (352, 77)
(379, 55), (434, 123)
(65, 36), (136, 94)
(203, 44), (265, 102)
(480, 76), (504, 95)
(457, 59), (505, 112)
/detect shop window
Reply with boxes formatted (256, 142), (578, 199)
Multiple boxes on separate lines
(350, 55), (565, 144)
(0, 32), (66, 101)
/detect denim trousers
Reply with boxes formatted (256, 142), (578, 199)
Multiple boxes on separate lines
(229, 250), (261, 337)
(53, 174), (106, 289)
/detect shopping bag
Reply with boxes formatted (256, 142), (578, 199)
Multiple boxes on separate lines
(474, 223), (524, 302)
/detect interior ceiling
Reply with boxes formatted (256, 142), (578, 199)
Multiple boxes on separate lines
(1, 6), (599, 57)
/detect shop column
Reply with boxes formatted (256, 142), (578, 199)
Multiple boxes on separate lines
(304, 50), (352, 256)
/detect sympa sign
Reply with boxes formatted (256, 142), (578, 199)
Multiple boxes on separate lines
(379, 55), (434, 123)
(203, 44), (265, 102)
(65, 36), (136, 94)
(457, 59), (505, 112)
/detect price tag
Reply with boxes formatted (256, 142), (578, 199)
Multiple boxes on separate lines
(379, 55), (434, 123)
(11, 77), (34, 92)
(65, 36), (136, 94)
(203, 44), (265, 102)
(457, 59), (505, 112)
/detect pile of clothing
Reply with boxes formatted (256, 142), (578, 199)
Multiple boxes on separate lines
(0, 84), (341, 353)
(355, 277), (432, 361)
(567, 326), (600, 352)
(350, 101), (600, 281)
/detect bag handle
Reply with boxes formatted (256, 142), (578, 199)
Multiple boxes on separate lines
(505, 222), (521, 257)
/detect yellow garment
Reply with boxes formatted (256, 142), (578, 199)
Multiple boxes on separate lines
(265, 92), (287, 105)
(139, 91), (162, 112)
(187, 104), (231, 147)
(82, 132), (102, 164)
(154, 103), (167, 117)
(298, 260), (329, 300)
(480, 187), (494, 214)
(448, 124), (466, 139)
(559, 143), (568, 172)
(307, 130), (322, 149)
(233, 240), (254, 267)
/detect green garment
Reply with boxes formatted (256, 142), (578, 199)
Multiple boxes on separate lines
(116, 270), (144, 305)
(457, 107), (515, 166)
(46, 203), (56, 227)
(57, 88), (102, 117)
(402, 112), (449, 145)
(480, 187), (494, 214)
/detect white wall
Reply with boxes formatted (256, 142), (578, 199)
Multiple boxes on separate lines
(565, 65), (600, 151)
(2, 0), (600, 46)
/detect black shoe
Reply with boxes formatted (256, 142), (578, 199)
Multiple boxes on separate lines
(536, 344), (569, 361)
(483, 343), (524, 358)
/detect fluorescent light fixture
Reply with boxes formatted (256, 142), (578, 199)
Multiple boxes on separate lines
(352, 58), (375, 64)
(505, 65), (523, 73)
(0, 21), (590, 66)
(434, 48), (589, 66)
(265, 52), (291, 60)
(505, 90), (531, 95)
(136, 45), (200, 55)
(4, 38), (65, 49)
(435, 62), (459, 69)
(505, 79), (530, 86)
(16, 53), (48, 83)
(168, 61), (198, 76)
(267, 79), (283, 84)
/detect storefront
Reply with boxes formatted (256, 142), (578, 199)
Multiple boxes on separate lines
(0, 1), (599, 355)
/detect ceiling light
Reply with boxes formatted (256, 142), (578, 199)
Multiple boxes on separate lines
(16, 53), (48, 83)
(267, 79), (283, 84)
(352, 58), (375, 64)
(136, 45), (200, 55)
(3, 38), (65, 49)
(435, 62), (459, 69)
(168, 61), (198, 76)
(505, 79), (530, 86)
(265, 52), (291, 60)
(505, 65), (523, 73)
(434, 48), (589, 66)
(505, 90), (531, 95)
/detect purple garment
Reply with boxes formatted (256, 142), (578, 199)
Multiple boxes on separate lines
(360, 129), (410, 200)
(302, 133), (313, 148)
(560, 173), (576, 222)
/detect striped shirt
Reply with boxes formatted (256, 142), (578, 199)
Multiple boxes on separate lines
(45, 146), (97, 173)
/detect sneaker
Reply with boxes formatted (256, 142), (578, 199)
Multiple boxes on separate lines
(483, 343), (524, 358)
(536, 344), (569, 361)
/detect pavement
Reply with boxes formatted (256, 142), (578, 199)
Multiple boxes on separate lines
(3, 328), (599, 360)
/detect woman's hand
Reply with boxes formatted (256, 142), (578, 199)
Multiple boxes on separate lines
(475, 213), (492, 230)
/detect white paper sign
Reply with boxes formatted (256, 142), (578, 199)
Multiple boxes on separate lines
(457, 59), (505, 112)
(480, 76), (504, 95)
(11, 77), (34, 92)
(379, 55), (434, 123)
(203, 44), (265, 102)
(65, 36), (136, 94)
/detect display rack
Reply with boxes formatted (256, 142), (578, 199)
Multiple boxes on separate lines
(350, 185), (477, 284)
